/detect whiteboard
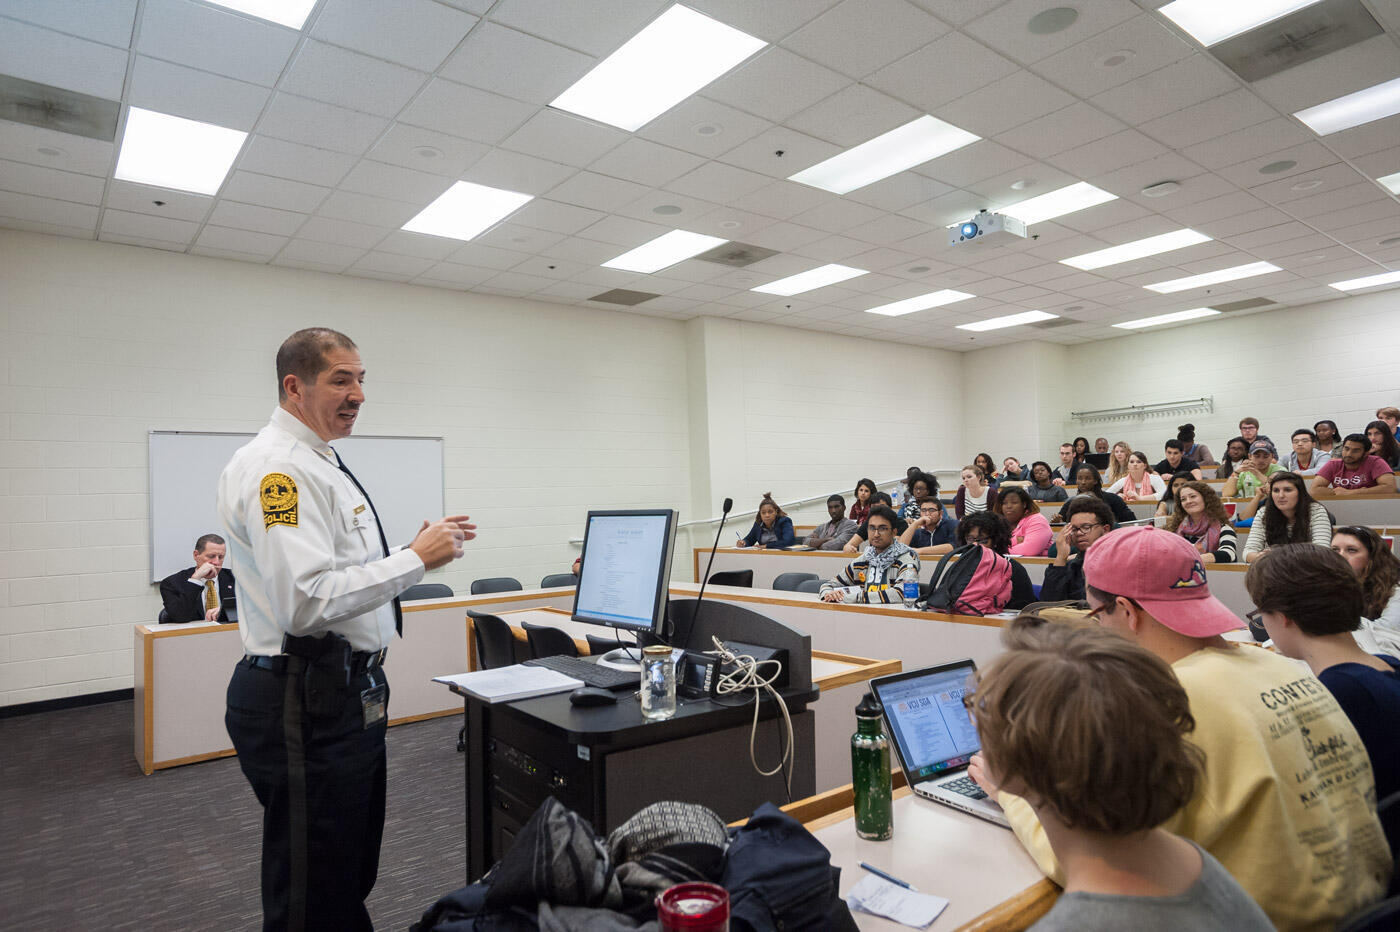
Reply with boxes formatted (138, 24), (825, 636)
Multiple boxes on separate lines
(148, 430), (444, 582)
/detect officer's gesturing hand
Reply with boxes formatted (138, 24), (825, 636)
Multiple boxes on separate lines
(410, 514), (477, 569)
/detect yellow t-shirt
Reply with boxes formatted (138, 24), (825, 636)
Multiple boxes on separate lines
(999, 645), (1391, 932)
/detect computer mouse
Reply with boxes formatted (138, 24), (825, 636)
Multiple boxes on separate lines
(569, 686), (619, 707)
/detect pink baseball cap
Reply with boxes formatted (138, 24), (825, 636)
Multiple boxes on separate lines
(1083, 526), (1243, 637)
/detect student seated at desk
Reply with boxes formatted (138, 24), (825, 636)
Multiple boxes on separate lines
(1366, 420), (1400, 469)
(1282, 427), (1329, 475)
(1052, 465), (1134, 527)
(844, 492), (908, 554)
(1025, 461), (1068, 503)
(1041, 498), (1113, 602)
(849, 478), (876, 525)
(956, 512), (1036, 609)
(1177, 422), (1214, 467)
(1164, 482), (1236, 564)
(899, 472), (936, 520)
(803, 494), (858, 551)
(1333, 526), (1400, 653)
(1221, 440), (1282, 502)
(1242, 472), (1331, 563)
(994, 486), (1051, 557)
(1105, 451), (1165, 502)
(978, 528), (1391, 932)
(1246, 544), (1400, 801)
(159, 533), (236, 623)
(1152, 472), (1195, 520)
(952, 464), (993, 519)
(819, 505), (919, 604)
(1152, 439), (1203, 482)
(736, 493), (794, 550)
(898, 495), (957, 556)
(966, 618), (1271, 932)
(1214, 437), (1249, 480)
(1311, 434), (1398, 498)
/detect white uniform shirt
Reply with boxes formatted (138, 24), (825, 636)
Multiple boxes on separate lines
(218, 407), (425, 655)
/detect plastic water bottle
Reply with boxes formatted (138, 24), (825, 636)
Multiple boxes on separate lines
(901, 577), (920, 607)
(852, 692), (893, 840)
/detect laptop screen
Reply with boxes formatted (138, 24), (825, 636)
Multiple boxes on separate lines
(874, 663), (981, 782)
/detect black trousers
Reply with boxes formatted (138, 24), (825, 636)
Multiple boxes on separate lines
(226, 657), (389, 932)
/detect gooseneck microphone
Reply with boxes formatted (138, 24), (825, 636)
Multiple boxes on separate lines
(681, 497), (733, 651)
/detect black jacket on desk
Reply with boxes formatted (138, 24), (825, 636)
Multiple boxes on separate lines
(158, 567), (235, 622)
(1040, 557), (1085, 602)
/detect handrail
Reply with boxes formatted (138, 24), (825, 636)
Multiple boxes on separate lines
(567, 472), (963, 544)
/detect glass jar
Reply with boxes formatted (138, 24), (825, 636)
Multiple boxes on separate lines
(641, 644), (677, 721)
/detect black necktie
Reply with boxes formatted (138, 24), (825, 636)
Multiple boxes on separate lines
(334, 451), (402, 638)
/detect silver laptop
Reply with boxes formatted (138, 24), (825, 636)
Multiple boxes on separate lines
(871, 660), (1009, 828)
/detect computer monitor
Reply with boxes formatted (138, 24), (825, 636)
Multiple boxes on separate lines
(572, 509), (678, 636)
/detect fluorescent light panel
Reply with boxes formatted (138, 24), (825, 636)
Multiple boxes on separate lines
(787, 116), (979, 195)
(550, 5), (765, 132)
(865, 289), (974, 317)
(1158, 0), (1323, 46)
(401, 181), (533, 241)
(1114, 308), (1221, 330)
(1060, 229), (1211, 271)
(998, 182), (1117, 226)
(956, 310), (1058, 332)
(751, 264), (867, 296)
(1330, 270), (1400, 291)
(1379, 171), (1400, 195)
(602, 230), (726, 273)
(204, 0), (318, 29)
(1143, 261), (1281, 294)
(1295, 76), (1400, 135)
(114, 107), (247, 196)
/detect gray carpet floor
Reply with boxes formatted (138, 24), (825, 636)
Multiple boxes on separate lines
(0, 701), (467, 931)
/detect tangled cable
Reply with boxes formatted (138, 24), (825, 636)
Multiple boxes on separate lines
(708, 636), (794, 800)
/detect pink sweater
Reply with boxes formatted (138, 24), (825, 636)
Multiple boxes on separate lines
(1009, 512), (1052, 556)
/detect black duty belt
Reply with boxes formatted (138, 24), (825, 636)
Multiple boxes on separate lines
(245, 649), (386, 674)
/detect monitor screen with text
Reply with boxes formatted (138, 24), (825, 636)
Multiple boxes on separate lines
(573, 510), (677, 634)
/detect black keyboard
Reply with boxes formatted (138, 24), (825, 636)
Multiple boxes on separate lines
(524, 655), (637, 690)
(941, 776), (988, 800)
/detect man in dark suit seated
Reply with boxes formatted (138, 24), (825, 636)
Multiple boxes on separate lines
(159, 533), (235, 623)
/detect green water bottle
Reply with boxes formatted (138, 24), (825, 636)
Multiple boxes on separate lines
(852, 692), (893, 840)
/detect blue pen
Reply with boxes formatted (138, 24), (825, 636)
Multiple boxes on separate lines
(859, 861), (915, 890)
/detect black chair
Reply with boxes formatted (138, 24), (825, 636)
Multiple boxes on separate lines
(772, 572), (818, 592)
(522, 622), (578, 659)
(157, 609), (171, 624)
(539, 573), (577, 588)
(467, 611), (516, 670)
(708, 569), (753, 588)
(401, 583), (454, 601)
(795, 578), (823, 594)
(1337, 895), (1400, 932)
(585, 634), (615, 657)
(470, 576), (522, 595)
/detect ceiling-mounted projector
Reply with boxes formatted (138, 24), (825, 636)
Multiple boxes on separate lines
(948, 210), (1027, 246)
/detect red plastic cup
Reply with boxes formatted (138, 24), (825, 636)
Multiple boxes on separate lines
(656, 882), (730, 931)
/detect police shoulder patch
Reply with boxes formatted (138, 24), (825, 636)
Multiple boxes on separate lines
(260, 472), (298, 530)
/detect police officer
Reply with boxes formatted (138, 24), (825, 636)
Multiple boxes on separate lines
(219, 327), (474, 931)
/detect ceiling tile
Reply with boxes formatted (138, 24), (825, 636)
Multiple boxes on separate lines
(207, 200), (306, 236)
(963, 0), (1140, 65)
(937, 70), (1076, 138)
(576, 213), (672, 247)
(1090, 54), (1237, 126)
(238, 136), (356, 188)
(0, 159), (105, 204)
(1240, 161), (1357, 205)
(1328, 114), (1400, 160)
(349, 250), (436, 278)
(1250, 34), (1400, 114)
(782, 0), (947, 78)
(255, 93), (390, 156)
(790, 197), (885, 233)
(1049, 128), (1167, 179)
(399, 78), (537, 145)
(196, 225), (286, 257)
(128, 55), (269, 130)
(588, 138), (706, 188)
(791, 232), (875, 262)
(0, 123), (114, 177)
(665, 161), (771, 201)
(374, 229), (463, 261)
(316, 189), (417, 227)
(339, 160), (452, 205)
(505, 198), (607, 235)
(727, 179), (835, 219)
(636, 96), (773, 157)
(994, 101), (1127, 159)
(613, 189), (717, 224)
(0, 189), (99, 228)
(438, 21), (593, 105)
(785, 84), (921, 148)
(416, 261), (498, 286)
(279, 40), (427, 118)
(918, 140), (1032, 188)
(684, 0), (842, 42)
(1089, 151), (1205, 196)
(0, 0), (137, 47)
(221, 172), (330, 214)
(844, 172), (952, 212)
(275, 237), (366, 270)
(460, 149), (576, 196)
(718, 126), (841, 179)
(535, 236), (622, 264)
(1214, 140), (1344, 189)
(99, 207), (197, 244)
(98, 231), (184, 252)
(867, 32), (1019, 112)
(1181, 119), (1314, 171)
(104, 180), (211, 221)
(1137, 89), (1277, 150)
(546, 171), (652, 212)
(364, 124), (490, 178)
(0, 19), (128, 99)
(842, 213), (930, 246)
(703, 47), (849, 123)
(1032, 14), (1195, 99)
(297, 215), (390, 249)
(489, 0), (668, 56)
(137, 0), (297, 87)
(311, 0), (478, 70)
(500, 110), (627, 167)
(447, 241), (534, 269)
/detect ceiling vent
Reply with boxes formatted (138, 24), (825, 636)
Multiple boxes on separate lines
(1210, 0), (1381, 83)
(0, 74), (120, 141)
(589, 288), (660, 306)
(1211, 298), (1277, 312)
(693, 241), (779, 268)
